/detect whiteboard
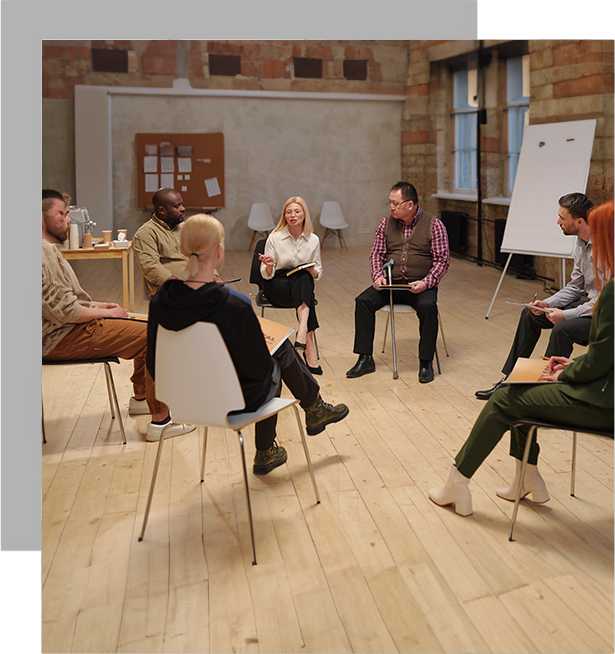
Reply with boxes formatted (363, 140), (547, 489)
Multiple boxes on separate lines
(501, 119), (596, 258)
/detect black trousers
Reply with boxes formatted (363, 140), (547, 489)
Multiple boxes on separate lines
(353, 284), (439, 361)
(255, 340), (320, 450)
(263, 269), (319, 333)
(502, 300), (591, 376)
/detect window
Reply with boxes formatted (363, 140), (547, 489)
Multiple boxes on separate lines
(209, 54), (241, 77)
(506, 55), (530, 193)
(92, 48), (128, 73)
(343, 59), (368, 81)
(293, 57), (323, 79)
(453, 68), (478, 192)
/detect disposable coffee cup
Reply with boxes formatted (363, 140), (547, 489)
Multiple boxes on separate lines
(82, 233), (93, 249)
(102, 230), (112, 243)
(117, 229), (128, 241)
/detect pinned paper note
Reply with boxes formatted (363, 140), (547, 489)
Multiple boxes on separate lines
(161, 173), (174, 188)
(145, 174), (158, 192)
(178, 158), (192, 173)
(181, 186), (188, 192)
(144, 156), (158, 173)
(145, 144), (157, 155)
(204, 177), (221, 197)
(160, 157), (174, 173)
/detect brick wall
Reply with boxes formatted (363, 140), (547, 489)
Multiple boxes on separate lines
(401, 39), (614, 286)
(42, 40), (409, 100)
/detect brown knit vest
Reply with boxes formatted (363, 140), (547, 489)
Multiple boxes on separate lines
(384, 210), (435, 282)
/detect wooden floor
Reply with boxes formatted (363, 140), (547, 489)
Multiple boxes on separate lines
(42, 245), (613, 653)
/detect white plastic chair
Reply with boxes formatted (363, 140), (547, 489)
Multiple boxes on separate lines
(138, 322), (320, 565)
(319, 201), (349, 249)
(378, 305), (449, 379)
(247, 203), (275, 251)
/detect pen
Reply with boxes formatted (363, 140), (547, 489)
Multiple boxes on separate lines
(540, 355), (550, 360)
(532, 292), (538, 303)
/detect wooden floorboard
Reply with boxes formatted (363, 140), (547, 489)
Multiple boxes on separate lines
(42, 246), (612, 653)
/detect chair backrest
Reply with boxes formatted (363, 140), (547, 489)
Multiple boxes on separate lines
(249, 238), (267, 289)
(319, 201), (349, 229)
(155, 323), (246, 428)
(247, 203), (275, 231)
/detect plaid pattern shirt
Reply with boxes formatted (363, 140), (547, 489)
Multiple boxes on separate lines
(369, 208), (450, 287)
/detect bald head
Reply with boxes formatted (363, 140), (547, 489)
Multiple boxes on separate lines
(152, 188), (185, 228)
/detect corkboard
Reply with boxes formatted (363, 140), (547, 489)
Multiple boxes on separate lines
(135, 132), (225, 209)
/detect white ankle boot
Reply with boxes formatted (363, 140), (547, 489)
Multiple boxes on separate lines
(496, 459), (550, 503)
(428, 465), (473, 516)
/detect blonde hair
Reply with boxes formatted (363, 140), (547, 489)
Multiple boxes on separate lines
(273, 196), (314, 236)
(180, 214), (225, 278)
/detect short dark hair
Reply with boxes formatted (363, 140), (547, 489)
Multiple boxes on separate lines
(390, 181), (419, 205)
(42, 189), (65, 212)
(559, 193), (594, 220)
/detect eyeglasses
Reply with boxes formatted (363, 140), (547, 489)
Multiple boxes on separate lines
(386, 199), (411, 210)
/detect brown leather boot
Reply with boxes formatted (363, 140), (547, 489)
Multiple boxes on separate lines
(305, 393), (349, 436)
(253, 441), (287, 475)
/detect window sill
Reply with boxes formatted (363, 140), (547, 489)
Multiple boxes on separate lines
(431, 193), (512, 207)
(431, 192), (478, 202)
(482, 197), (511, 206)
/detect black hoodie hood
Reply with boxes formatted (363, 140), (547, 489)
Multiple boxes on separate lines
(155, 279), (230, 331)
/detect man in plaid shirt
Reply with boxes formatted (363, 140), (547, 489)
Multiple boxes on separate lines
(346, 181), (450, 383)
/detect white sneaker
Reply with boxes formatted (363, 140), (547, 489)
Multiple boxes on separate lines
(146, 420), (196, 442)
(129, 397), (150, 416)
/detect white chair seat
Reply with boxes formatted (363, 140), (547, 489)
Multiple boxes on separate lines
(248, 203), (275, 251)
(319, 201), (348, 249)
(138, 322), (320, 565)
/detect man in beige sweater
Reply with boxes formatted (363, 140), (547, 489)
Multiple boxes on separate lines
(42, 189), (195, 442)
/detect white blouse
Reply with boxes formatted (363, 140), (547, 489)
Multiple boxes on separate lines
(261, 226), (323, 281)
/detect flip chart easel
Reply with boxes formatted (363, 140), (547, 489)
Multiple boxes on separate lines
(485, 119), (596, 318)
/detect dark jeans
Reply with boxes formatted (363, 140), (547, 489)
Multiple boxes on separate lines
(502, 301), (591, 376)
(353, 284), (439, 361)
(255, 340), (319, 450)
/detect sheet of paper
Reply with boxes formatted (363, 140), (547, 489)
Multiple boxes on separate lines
(160, 142), (174, 157)
(505, 301), (551, 313)
(161, 173), (174, 188)
(204, 177), (221, 197)
(177, 145), (193, 157)
(184, 174), (190, 180)
(145, 174), (158, 192)
(177, 175), (183, 181)
(181, 185), (188, 192)
(178, 158), (192, 173)
(145, 144), (157, 156)
(160, 157), (175, 173)
(143, 156), (158, 173)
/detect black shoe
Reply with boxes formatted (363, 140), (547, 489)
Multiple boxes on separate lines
(475, 378), (506, 400)
(303, 351), (323, 375)
(418, 361), (435, 383)
(346, 354), (376, 378)
(294, 340), (306, 351)
(253, 441), (288, 475)
(305, 393), (350, 435)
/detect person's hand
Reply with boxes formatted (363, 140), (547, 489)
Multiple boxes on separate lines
(258, 253), (274, 267)
(373, 276), (387, 290)
(541, 355), (573, 381)
(306, 264), (318, 278)
(213, 273), (222, 283)
(529, 299), (549, 315)
(545, 307), (565, 324)
(106, 305), (129, 318)
(409, 280), (427, 294)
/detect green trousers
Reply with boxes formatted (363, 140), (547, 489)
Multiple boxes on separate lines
(455, 383), (613, 478)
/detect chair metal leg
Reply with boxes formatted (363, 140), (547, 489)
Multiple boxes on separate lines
(236, 429), (257, 565)
(103, 362), (126, 444)
(313, 331), (320, 360)
(200, 426), (209, 482)
(509, 426), (536, 541)
(292, 404), (320, 504)
(382, 313), (390, 353)
(571, 431), (578, 496)
(388, 297), (399, 380)
(42, 398), (47, 444)
(437, 309), (449, 357)
(139, 422), (172, 541)
(434, 347), (441, 375)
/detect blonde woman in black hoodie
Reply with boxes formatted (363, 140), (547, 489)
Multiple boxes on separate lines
(146, 213), (349, 475)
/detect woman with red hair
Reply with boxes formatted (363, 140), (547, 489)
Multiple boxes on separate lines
(429, 201), (614, 517)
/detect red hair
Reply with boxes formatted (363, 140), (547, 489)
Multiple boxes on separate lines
(588, 200), (614, 296)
